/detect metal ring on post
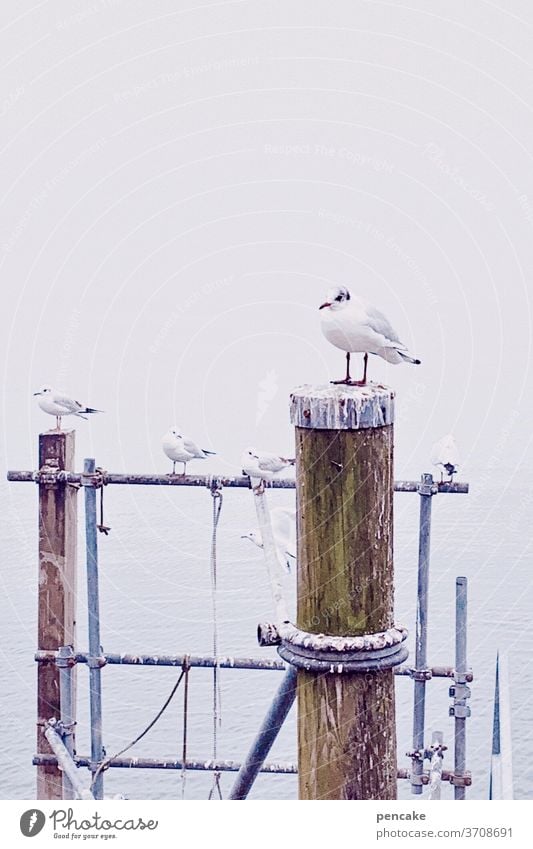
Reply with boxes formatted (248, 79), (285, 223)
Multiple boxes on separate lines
(273, 622), (409, 674)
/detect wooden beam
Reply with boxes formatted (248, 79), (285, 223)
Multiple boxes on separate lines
(291, 383), (398, 800)
(37, 430), (77, 800)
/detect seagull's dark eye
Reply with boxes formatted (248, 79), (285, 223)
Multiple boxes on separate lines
(335, 294), (343, 302)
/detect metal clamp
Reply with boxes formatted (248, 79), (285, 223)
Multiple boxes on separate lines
(448, 771), (472, 788)
(87, 655), (107, 669)
(410, 667), (433, 682)
(33, 459), (68, 489)
(277, 622), (409, 674)
(55, 645), (76, 668)
(81, 469), (105, 488)
(418, 473), (438, 497)
(258, 623), (281, 647)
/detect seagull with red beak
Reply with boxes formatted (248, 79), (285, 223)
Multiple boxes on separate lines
(319, 286), (421, 385)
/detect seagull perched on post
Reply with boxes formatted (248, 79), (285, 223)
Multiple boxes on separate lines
(33, 385), (102, 430)
(319, 286), (421, 385)
(431, 434), (460, 482)
(241, 507), (297, 573)
(162, 426), (215, 475)
(241, 447), (295, 491)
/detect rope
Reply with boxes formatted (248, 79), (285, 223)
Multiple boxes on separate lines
(181, 655), (190, 800)
(90, 665), (186, 792)
(209, 483), (223, 798)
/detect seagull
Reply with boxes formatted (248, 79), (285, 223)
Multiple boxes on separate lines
(319, 285), (421, 385)
(241, 507), (296, 573)
(33, 385), (102, 430)
(241, 448), (295, 491)
(431, 434), (460, 482)
(162, 426), (215, 475)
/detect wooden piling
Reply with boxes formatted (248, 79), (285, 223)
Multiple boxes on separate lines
(37, 431), (77, 800)
(291, 384), (397, 800)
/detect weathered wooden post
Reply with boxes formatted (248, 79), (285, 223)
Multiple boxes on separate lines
(285, 384), (406, 800)
(37, 431), (77, 800)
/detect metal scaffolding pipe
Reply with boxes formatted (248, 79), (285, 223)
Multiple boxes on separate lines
(454, 576), (469, 800)
(411, 473), (435, 795)
(57, 646), (76, 800)
(229, 666), (298, 800)
(36, 650), (287, 671)
(36, 650), (467, 679)
(43, 724), (94, 800)
(7, 469), (469, 493)
(34, 754), (298, 775)
(84, 458), (104, 800)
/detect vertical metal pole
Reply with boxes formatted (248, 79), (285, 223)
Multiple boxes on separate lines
(411, 473), (435, 795)
(229, 666), (297, 800)
(84, 458), (104, 800)
(453, 576), (468, 800)
(57, 645), (76, 800)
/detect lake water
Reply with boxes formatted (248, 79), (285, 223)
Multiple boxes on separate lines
(1, 468), (531, 801)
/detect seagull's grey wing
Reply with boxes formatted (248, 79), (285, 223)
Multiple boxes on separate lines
(363, 303), (404, 346)
(53, 394), (83, 413)
(183, 436), (204, 457)
(257, 452), (283, 472)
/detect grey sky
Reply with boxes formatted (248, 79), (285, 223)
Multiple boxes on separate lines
(1, 0), (532, 482)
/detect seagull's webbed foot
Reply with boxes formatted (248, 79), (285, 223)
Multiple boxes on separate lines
(330, 378), (367, 386)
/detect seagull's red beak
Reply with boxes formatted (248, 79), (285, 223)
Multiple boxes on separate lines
(319, 302), (331, 310)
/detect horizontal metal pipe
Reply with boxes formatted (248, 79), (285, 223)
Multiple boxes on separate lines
(36, 754), (452, 782)
(7, 469), (469, 493)
(35, 651), (466, 679)
(35, 650), (287, 671)
(34, 754), (298, 775)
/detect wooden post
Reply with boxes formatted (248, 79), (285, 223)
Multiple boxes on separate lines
(291, 383), (397, 800)
(37, 431), (77, 800)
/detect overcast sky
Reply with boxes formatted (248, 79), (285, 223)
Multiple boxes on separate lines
(2, 0), (532, 483)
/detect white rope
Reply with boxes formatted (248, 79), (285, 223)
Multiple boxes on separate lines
(209, 485), (223, 799)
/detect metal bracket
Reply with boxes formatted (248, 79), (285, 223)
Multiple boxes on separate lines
(87, 654), (107, 669)
(410, 667), (433, 681)
(418, 473), (438, 497)
(80, 469), (105, 488)
(258, 622), (281, 647)
(33, 459), (67, 489)
(449, 704), (472, 718)
(56, 645), (76, 668)
(448, 771), (472, 788)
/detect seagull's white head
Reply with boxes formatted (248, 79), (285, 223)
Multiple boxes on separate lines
(33, 385), (52, 396)
(241, 530), (263, 548)
(169, 426), (182, 438)
(319, 286), (351, 311)
(245, 447), (259, 459)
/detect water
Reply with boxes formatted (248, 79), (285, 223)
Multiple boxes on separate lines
(1, 471), (531, 801)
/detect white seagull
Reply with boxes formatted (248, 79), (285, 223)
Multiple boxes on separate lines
(241, 507), (297, 573)
(162, 426), (215, 475)
(33, 385), (102, 430)
(319, 285), (421, 385)
(431, 434), (460, 482)
(241, 447), (295, 490)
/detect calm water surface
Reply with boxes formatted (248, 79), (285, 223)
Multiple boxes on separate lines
(1, 470), (531, 800)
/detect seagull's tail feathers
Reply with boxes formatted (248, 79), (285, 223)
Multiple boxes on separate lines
(282, 457), (296, 465)
(84, 407), (103, 414)
(397, 350), (421, 365)
(202, 449), (216, 455)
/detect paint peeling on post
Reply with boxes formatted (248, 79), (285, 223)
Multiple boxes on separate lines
(290, 383), (400, 800)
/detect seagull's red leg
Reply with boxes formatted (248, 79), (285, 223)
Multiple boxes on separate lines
(331, 352), (353, 384)
(362, 352), (368, 383)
